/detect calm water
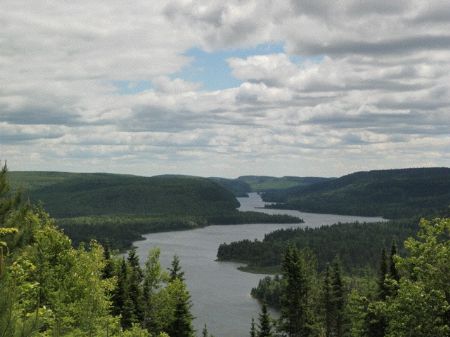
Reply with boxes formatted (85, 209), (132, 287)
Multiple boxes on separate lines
(132, 193), (384, 337)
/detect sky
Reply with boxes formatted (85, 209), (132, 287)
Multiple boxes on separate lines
(1, 0), (450, 178)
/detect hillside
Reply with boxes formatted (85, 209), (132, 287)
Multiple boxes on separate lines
(209, 177), (252, 197)
(9, 171), (302, 248)
(263, 168), (450, 219)
(11, 172), (239, 217)
(211, 175), (332, 196)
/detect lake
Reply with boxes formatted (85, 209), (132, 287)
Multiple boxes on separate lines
(132, 193), (384, 337)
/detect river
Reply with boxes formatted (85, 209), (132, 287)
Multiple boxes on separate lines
(132, 193), (384, 337)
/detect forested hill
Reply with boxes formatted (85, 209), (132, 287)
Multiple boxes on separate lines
(9, 171), (302, 249)
(263, 167), (450, 219)
(210, 175), (332, 196)
(10, 171), (239, 217)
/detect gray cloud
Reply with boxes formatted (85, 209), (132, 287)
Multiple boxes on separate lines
(1, 0), (450, 177)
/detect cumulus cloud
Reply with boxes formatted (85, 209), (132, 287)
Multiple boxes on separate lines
(1, 0), (449, 177)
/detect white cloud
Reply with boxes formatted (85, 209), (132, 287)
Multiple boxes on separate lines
(1, 0), (450, 177)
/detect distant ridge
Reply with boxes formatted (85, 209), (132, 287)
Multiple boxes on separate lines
(262, 167), (450, 219)
(9, 171), (239, 218)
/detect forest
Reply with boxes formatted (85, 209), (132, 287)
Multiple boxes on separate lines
(9, 172), (301, 250)
(217, 221), (418, 273)
(2, 165), (450, 337)
(262, 168), (450, 219)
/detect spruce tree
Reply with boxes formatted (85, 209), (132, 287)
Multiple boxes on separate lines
(127, 249), (144, 324)
(202, 324), (209, 337)
(377, 248), (388, 301)
(169, 255), (185, 282)
(323, 265), (332, 337)
(102, 243), (114, 279)
(250, 317), (257, 337)
(279, 246), (313, 337)
(330, 259), (344, 337)
(112, 258), (135, 328)
(258, 303), (272, 337)
(167, 279), (195, 337)
(389, 241), (400, 282)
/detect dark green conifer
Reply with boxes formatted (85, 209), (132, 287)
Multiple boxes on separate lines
(202, 324), (209, 337)
(112, 258), (136, 328)
(323, 265), (332, 337)
(127, 248), (144, 323)
(377, 248), (388, 301)
(169, 255), (185, 282)
(250, 317), (257, 337)
(102, 243), (114, 279)
(279, 246), (313, 337)
(167, 279), (195, 337)
(257, 303), (272, 337)
(330, 259), (344, 337)
(389, 241), (400, 282)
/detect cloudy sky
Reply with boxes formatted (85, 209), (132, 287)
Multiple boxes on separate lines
(1, 0), (450, 178)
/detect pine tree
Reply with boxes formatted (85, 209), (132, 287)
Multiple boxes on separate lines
(389, 241), (400, 282)
(279, 246), (313, 337)
(377, 248), (388, 301)
(169, 255), (185, 282)
(258, 303), (272, 337)
(250, 317), (257, 337)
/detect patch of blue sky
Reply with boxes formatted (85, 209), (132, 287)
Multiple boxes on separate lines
(111, 43), (325, 94)
(173, 43), (285, 91)
(112, 80), (153, 95)
(173, 43), (324, 91)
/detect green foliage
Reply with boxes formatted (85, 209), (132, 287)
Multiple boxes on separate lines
(257, 303), (273, 337)
(278, 247), (315, 337)
(324, 260), (345, 337)
(238, 176), (331, 193)
(9, 171), (302, 250)
(209, 177), (252, 197)
(251, 275), (284, 309)
(263, 168), (450, 218)
(169, 255), (185, 282)
(383, 218), (450, 337)
(166, 278), (195, 337)
(10, 172), (240, 218)
(250, 317), (257, 337)
(376, 248), (389, 301)
(217, 220), (417, 273)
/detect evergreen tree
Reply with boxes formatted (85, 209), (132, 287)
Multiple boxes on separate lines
(250, 317), (257, 337)
(279, 246), (313, 337)
(0, 162), (21, 226)
(323, 265), (332, 337)
(389, 241), (400, 282)
(330, 259), (344, 337)
(127, 248), (144, 323)
(142, 248), (166, 332)
(367, 249), (389, 337)
(202, 324), (209, 337)
(377, 248), (388, 301)
(102, 243), (115, 279)
(258, 303), (272, 337)
(167, 279), (195, 337)
(169, 255), (185, 282)
(112, 258), (136, 328)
